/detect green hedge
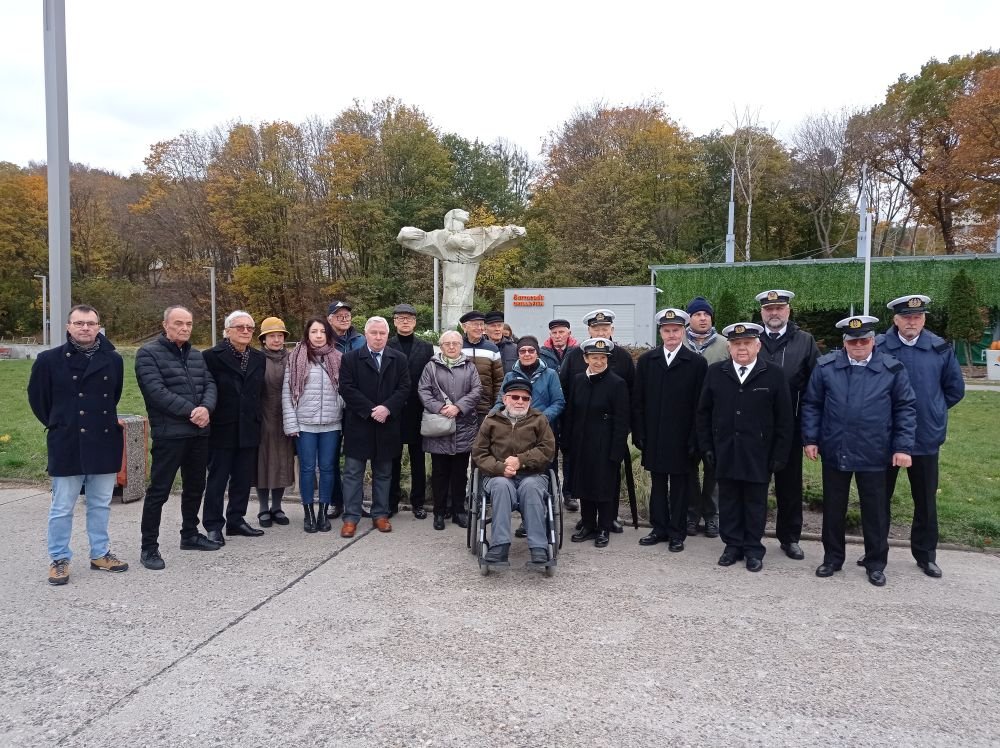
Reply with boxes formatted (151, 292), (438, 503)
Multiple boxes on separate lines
(654, 255), (1000, 319)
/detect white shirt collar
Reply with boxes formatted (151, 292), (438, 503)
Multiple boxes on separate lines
(663, 344), (682, 363)
(735, 358), (757, 382)
(900, 334), (919, 347)
(849, 352), (873, 366)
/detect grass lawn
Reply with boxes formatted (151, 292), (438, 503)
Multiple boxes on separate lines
(2, 357), (997, 547)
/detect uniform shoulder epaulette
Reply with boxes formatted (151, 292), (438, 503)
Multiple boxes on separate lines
(882, 354), (904, 372)
(817, 351), (838, 366)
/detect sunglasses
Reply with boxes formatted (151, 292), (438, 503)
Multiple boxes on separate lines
(506, 393), (531, 402)
(518, 347), (537, 354)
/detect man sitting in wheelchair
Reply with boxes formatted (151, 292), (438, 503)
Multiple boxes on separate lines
(471, 378), (556, 566)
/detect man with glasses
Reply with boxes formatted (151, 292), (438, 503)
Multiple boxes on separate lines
(28, 305), (130, 585)
(202, 311), (266, 543)
(473, 379), (556, 567)
(387, 303), (433, 518)
(802, 315), (916, 587)
(136, 305), (219, 570)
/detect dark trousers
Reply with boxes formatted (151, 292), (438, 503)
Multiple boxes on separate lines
(649, 471), (688, 542)
(580, 499), (615, 531)
(430, 452), (470, 516)
(717, 479), (768, 560)
(203, 445), (257, 532)
(887, 454), (939, 563)
(687, 456), (719, 524)
(821, 464), (888, 571)
(140, 436), (210, 551)
(391, 439), (427, 511)
(773, 432), (804, 544)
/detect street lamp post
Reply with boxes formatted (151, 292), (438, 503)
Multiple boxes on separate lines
(203, 266), (217, 346)
(33, 274), (48, 347)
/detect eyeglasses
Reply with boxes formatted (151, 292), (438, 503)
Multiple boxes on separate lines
(506, 394), (531, 402)
(70, 321), (99, 328)
(229, 325), (254, 332)
(518, 348), (537, 354)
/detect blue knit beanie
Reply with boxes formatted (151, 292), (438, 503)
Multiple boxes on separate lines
(686, 296), (714, 318)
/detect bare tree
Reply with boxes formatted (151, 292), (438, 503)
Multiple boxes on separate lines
(726, 107), (774, 261)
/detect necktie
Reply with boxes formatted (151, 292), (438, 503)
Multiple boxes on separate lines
(739, 366), (747, 379)
(769, 332), (780, 340)
(374, 352), (381, 371)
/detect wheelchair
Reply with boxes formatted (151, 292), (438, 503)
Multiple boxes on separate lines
(465, 467), (563, 576)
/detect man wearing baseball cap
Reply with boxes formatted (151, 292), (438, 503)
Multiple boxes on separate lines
(875, 295), (964, 577)
(802, 315), (917, 587)
(755, 289), (820, 561)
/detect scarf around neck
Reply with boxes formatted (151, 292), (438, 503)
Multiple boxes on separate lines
(70, 335), (101, 359)
(686, 326), (718, 352)
(287, 341), (341, 406)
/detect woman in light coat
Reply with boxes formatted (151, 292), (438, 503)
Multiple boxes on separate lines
(282, 316), (343, 533)
(418, 331), (482, 531)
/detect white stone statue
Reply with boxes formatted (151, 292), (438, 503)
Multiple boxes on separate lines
(396, 209), (526, 330)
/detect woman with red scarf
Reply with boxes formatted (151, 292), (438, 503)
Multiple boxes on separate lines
(282, 317), (344, 533)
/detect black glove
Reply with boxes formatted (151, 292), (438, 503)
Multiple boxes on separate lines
(703, 450), (716, 470)
(770, 460), (786, 473)
(633, 438), (644, 451)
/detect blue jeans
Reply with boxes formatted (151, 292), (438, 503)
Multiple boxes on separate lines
(296, 430), (340, 505)
(48, 473), (117, 561)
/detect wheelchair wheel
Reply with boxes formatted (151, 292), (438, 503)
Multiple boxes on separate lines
(466, 468), (478, 552)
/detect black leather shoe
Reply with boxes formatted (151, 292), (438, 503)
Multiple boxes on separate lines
(867, 569), (887, 587)
(746, 557), (763, 572)
(668, 540), (684, 553)
(206, 530), (225, 546)
(610, 519), (624, 534)
(271, 510), (290, 526)
(917, 560), (942, 578)
(433, 515), (446, 531)
(327, 504), (343, 520)
(515, 522), (527, 539)
(412, 506), (427, 520)
(257, 511), (273, 528)
(452, 512), (469, 529)
(315, 507), (332, 533)
(686, 521), (698, 537)
(571, 526), (597, 543)
(180, 533), (221, 551)
(484, 543), (509, 563)
(856, 553), (866, 567)
(575, 518), (585, 531)
(815, 563), (841, 577)
(303, 504), (317, 533)
(563, 497), (579, 512)
(704, 519), (719, 538)
(226, 521), (264, 537)
(594, 529), (610, 548)
(140, 548), (165, 570)
(529, 547), (549, 565)
(718, 551), (743, 566)
(638, 531), (662, 546)
(780, 542), (805, 560)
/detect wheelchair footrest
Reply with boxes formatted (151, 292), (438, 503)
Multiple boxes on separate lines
(479, 558), (510, 569)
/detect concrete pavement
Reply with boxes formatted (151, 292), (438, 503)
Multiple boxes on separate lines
(1, 485), (999, 747)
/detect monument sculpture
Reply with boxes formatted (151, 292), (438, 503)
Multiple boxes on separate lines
(396, 209), (526, 331)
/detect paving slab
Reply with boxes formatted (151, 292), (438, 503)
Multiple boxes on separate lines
(1, 489), (998, 747)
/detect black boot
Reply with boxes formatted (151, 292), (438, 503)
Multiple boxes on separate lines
(303, 504), (317, 534)
(317, 503), (332, 532)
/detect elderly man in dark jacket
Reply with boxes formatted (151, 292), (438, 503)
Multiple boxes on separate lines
(387, 303), (434, 518)
(696, 323), (793, 572)
(339, 316), (411, 537)
(756, 289), (820, 561)
(202, 311), (266, 544)
(28, 304), (129, 585)
(803, 315), (917, 587)
(876, 295), (964, 577)
(136, 305), (219, 571)
(633, 309), (707, 552)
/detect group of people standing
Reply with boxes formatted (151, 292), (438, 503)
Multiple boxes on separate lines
(29, 288), (963, 589)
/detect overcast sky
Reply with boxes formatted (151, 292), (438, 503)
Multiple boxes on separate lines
(2, 0), (998, 175)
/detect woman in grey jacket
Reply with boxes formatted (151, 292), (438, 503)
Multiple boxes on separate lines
(418, 331), (482, 531)
(282, 317), (344, 533)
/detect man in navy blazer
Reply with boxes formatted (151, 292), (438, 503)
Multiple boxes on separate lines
(28, 304), (129, 585)
(338, 316), (411, 537)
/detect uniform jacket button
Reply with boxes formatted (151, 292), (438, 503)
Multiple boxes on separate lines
(80, 428), (86, 433)
(79, 410), (85, 415)
(72, 375), (77, 380)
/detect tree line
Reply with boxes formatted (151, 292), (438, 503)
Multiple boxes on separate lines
(1, 50), (997, 341)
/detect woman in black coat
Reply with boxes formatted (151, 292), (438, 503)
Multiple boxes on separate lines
(564, 338), (630, 548)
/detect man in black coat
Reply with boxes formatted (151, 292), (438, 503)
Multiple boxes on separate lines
(202, 311), (266, 544)
(756, 289), (820, 561)
(561, 308), (635, 527)
(387, 303), (433, 518)
(28, 304), (130, 585)
(696, 323), (793, 572)
(632, 309), (707, 552)
(339, 316), (411, 537)
(135, 305), (219, 570)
